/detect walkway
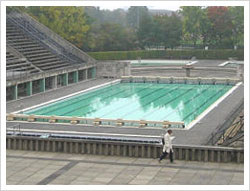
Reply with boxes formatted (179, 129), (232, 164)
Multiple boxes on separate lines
(6, 150), (243, 185)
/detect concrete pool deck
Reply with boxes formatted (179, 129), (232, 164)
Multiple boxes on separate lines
(6, 150), (244, 185)
(131, 59), (239, 78)
(6, 74), (244, 145)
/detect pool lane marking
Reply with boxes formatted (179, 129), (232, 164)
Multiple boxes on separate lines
(99, 84), (179, 118)
(138, 86), (195, 121)
(97, 83), (160, 118)
(62, 83), (156, 117)
(58, 86), (129, 116)
(6, 127), (162, 138)
(138, 84), (184, 119)
(182, 86), (228, 121)
(21, 81), (120, 114)
(35, 82), (123, 115)
(160, 85), (215, 121)
(186, 82), (242, 130)
(13, 79), (121, 114)
(120, 85), (183, 119)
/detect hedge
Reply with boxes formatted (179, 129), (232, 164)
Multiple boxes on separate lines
(88, 49), (244, 61)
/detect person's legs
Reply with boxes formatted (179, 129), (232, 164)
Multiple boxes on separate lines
(169, 150), (174, 163)
(159, 151), (167, 161)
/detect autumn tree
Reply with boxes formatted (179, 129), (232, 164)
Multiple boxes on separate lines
(207, 6), (233, 48)
(26, 6), (90, 48)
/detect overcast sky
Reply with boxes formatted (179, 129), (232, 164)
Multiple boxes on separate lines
(99, 5), (180, 11)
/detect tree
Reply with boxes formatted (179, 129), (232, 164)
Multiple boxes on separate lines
(153, 13), (182, 49)
(26, 7), (90, 48)
(199, 8), (212, 48)
(180, 6), (204, 46)
(87, 23), (136, 51)
(164, 13), (182, 49)
(127, 7), (155, 49)
(207, 6), (233, 48)
(228, 6), (244, 48)
(126, 7), (150, 31)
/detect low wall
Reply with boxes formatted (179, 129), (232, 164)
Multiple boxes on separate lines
(97, 61), (131, 78)
(121, 76), (240, 85)
(6, 136), (244, 163)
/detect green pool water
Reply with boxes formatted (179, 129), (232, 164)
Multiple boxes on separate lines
(23, 82), (233, 125)
(131, 60), (192, 67)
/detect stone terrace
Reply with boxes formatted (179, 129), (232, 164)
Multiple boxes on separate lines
(6, 150), (244, 185)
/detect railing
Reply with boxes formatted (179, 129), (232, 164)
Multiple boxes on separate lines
(7, 124), (22, 135)
(206, 101), (244, 145)
(218, 116), (244, 146)
(6, 113), (185, 129)
(7, 10), (96, 64)
(7, 15), (82, 66)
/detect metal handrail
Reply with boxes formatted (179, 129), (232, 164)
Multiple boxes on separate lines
(7, 10), (95, 64)
(7, 124), (21, 135)
(7, 15), (82, 66)
(209, 114), (244, 146)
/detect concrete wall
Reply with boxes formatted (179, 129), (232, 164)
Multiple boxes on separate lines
(6, 66), (96, 101)
(6, 136), (244, 163)
(97, 61), (131, 78)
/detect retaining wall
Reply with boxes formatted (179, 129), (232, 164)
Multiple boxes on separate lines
(6, 136), (244, 163)
(97, 61), (131, 78)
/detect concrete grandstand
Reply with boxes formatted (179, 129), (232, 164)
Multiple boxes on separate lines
(6, 11), (97, 101)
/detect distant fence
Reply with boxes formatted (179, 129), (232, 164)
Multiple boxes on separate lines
(6, 135), (244, 163)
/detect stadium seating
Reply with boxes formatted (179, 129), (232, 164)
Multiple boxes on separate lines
(7, 22), (72, 71)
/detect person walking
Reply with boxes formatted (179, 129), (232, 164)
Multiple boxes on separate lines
(158, 129), (175, 163)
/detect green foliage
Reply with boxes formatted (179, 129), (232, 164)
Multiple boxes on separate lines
(126, 7), (149, 30)
(26, 6), (90, 48)
(86, 23), (136, 51)
(153, 13), (182, 49)
(180, 6), (244, 49)
(88, 49), (244, 60)
(180, 6), (205, 46)
(85, 7), (127, 27)
(228, 6), (244, 47)
(17, 6), (244, 52)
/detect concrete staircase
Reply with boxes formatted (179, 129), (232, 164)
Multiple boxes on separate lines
(7, 22), (72, 71)
(6, 45), (41, 75)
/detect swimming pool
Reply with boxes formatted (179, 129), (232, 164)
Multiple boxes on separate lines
(131, 60), (197, 67)
(22, 81), (233, 127)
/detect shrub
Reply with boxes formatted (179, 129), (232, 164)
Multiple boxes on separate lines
(88, 49), (244, 61)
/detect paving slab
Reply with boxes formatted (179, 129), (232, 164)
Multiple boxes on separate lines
(6, 150), (244, 186)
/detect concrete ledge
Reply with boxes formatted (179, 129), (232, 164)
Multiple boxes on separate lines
(121, 76), (240, 85)
(6, 113), (185, 129)
(6, 136), (243, 163)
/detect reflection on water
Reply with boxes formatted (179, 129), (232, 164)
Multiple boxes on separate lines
(24, 83), (233, 125)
